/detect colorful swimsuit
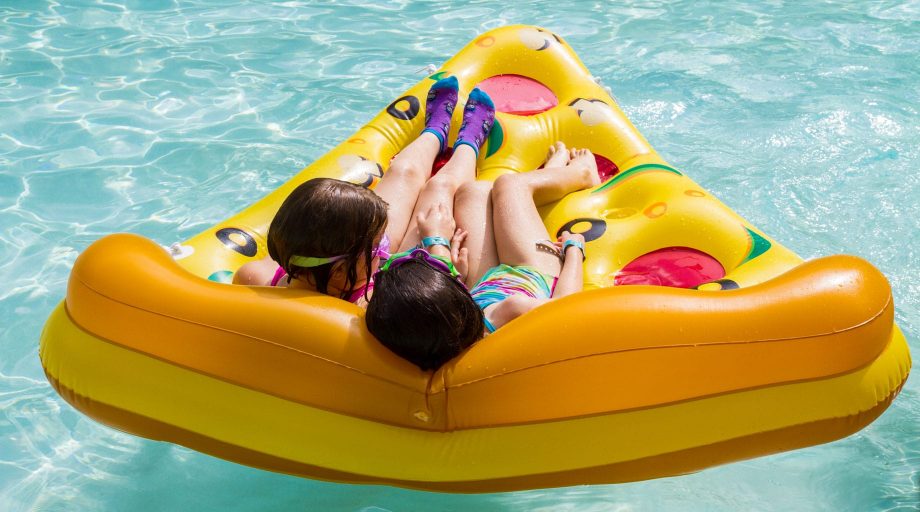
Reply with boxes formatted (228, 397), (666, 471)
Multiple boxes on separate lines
(270, 266), (372, 304)
(469, 264), (557, 333)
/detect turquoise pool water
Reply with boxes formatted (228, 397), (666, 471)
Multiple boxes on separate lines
(1, 1), (917, 510)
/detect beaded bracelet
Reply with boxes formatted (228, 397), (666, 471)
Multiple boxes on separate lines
(535, 239), (563, 259)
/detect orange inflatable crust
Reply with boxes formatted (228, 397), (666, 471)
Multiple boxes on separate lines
(66, 234), (894, 430)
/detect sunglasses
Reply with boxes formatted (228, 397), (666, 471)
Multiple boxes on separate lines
(377, 247), (462, 280)
(289, 233), (391, 268)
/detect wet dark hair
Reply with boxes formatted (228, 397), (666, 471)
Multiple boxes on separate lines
(366, 259), (484, 371)
(267, 178), (388, 300)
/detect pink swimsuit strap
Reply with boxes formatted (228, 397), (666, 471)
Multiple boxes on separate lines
(271, 265), (372, 304)
(347, 281), (374, 303)
(270, 265), (287, 287)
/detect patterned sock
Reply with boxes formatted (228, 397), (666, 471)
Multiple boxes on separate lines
(453, 87), (495, 157)
(421, 76), (459, 152)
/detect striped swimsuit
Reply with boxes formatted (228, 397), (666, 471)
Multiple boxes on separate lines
(469, 264), (556, 333)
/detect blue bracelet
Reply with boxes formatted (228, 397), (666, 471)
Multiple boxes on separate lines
(562, 239), (585, 260)
(422, 236), (451, 249)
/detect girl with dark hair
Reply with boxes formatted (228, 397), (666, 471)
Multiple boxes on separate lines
(365, 202), (484, 370)
(367, 142), (598, 370)
(233, 77), (495, 307)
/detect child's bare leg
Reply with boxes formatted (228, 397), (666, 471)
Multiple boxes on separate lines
(396, 88), (495, 251)
(453, 180), (498, 287)
(455, 144), (585, 286)
(373, 132), (441, 250)
(492, 146), (599, 276)
(396, 144), (478, 251)
(375, 76), (461, 249)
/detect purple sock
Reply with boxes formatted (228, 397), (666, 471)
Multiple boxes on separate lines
(422, 76), (459, 152)
(453, 88), (495, 157)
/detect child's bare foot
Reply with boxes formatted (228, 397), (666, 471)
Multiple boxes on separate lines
(568, 148), (601, 188)
(543, 141), (570, 168)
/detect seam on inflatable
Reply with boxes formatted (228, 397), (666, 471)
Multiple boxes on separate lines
(71, 276), (418, 388)
(43, 361), (906, 491)
(451, 363), (903, 432)
(60, 304), (446, 430)
(52, 303), (912, 436)
(63, 294), (440, 417)
(446, 293), (893, 390)
(442, 328), (911, 430)
(69, 270), (893, 399)
(42, 368), (411, 486)
(432, 382), (906, 491)
(64, 283), (899, 433)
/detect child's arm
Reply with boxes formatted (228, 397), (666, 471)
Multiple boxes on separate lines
(484, 232), (586, 329)
(550, 231), (585, 299)
(233, 256), (279, 286)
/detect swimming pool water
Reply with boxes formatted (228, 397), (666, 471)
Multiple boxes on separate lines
(1, 1), (917, 510)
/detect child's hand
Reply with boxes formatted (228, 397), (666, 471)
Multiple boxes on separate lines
(558, 231), (584, 244)
(450, 228), (469, 278)
(557, 231), (586, 261)
(417, 203), (456, 240)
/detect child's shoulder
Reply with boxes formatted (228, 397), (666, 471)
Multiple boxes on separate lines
(232, 256), (279, 286)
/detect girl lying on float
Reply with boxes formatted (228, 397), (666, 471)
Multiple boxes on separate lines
(234, 77), (599, 372)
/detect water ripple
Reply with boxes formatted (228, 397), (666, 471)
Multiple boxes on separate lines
(0, 1), (917, 510)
